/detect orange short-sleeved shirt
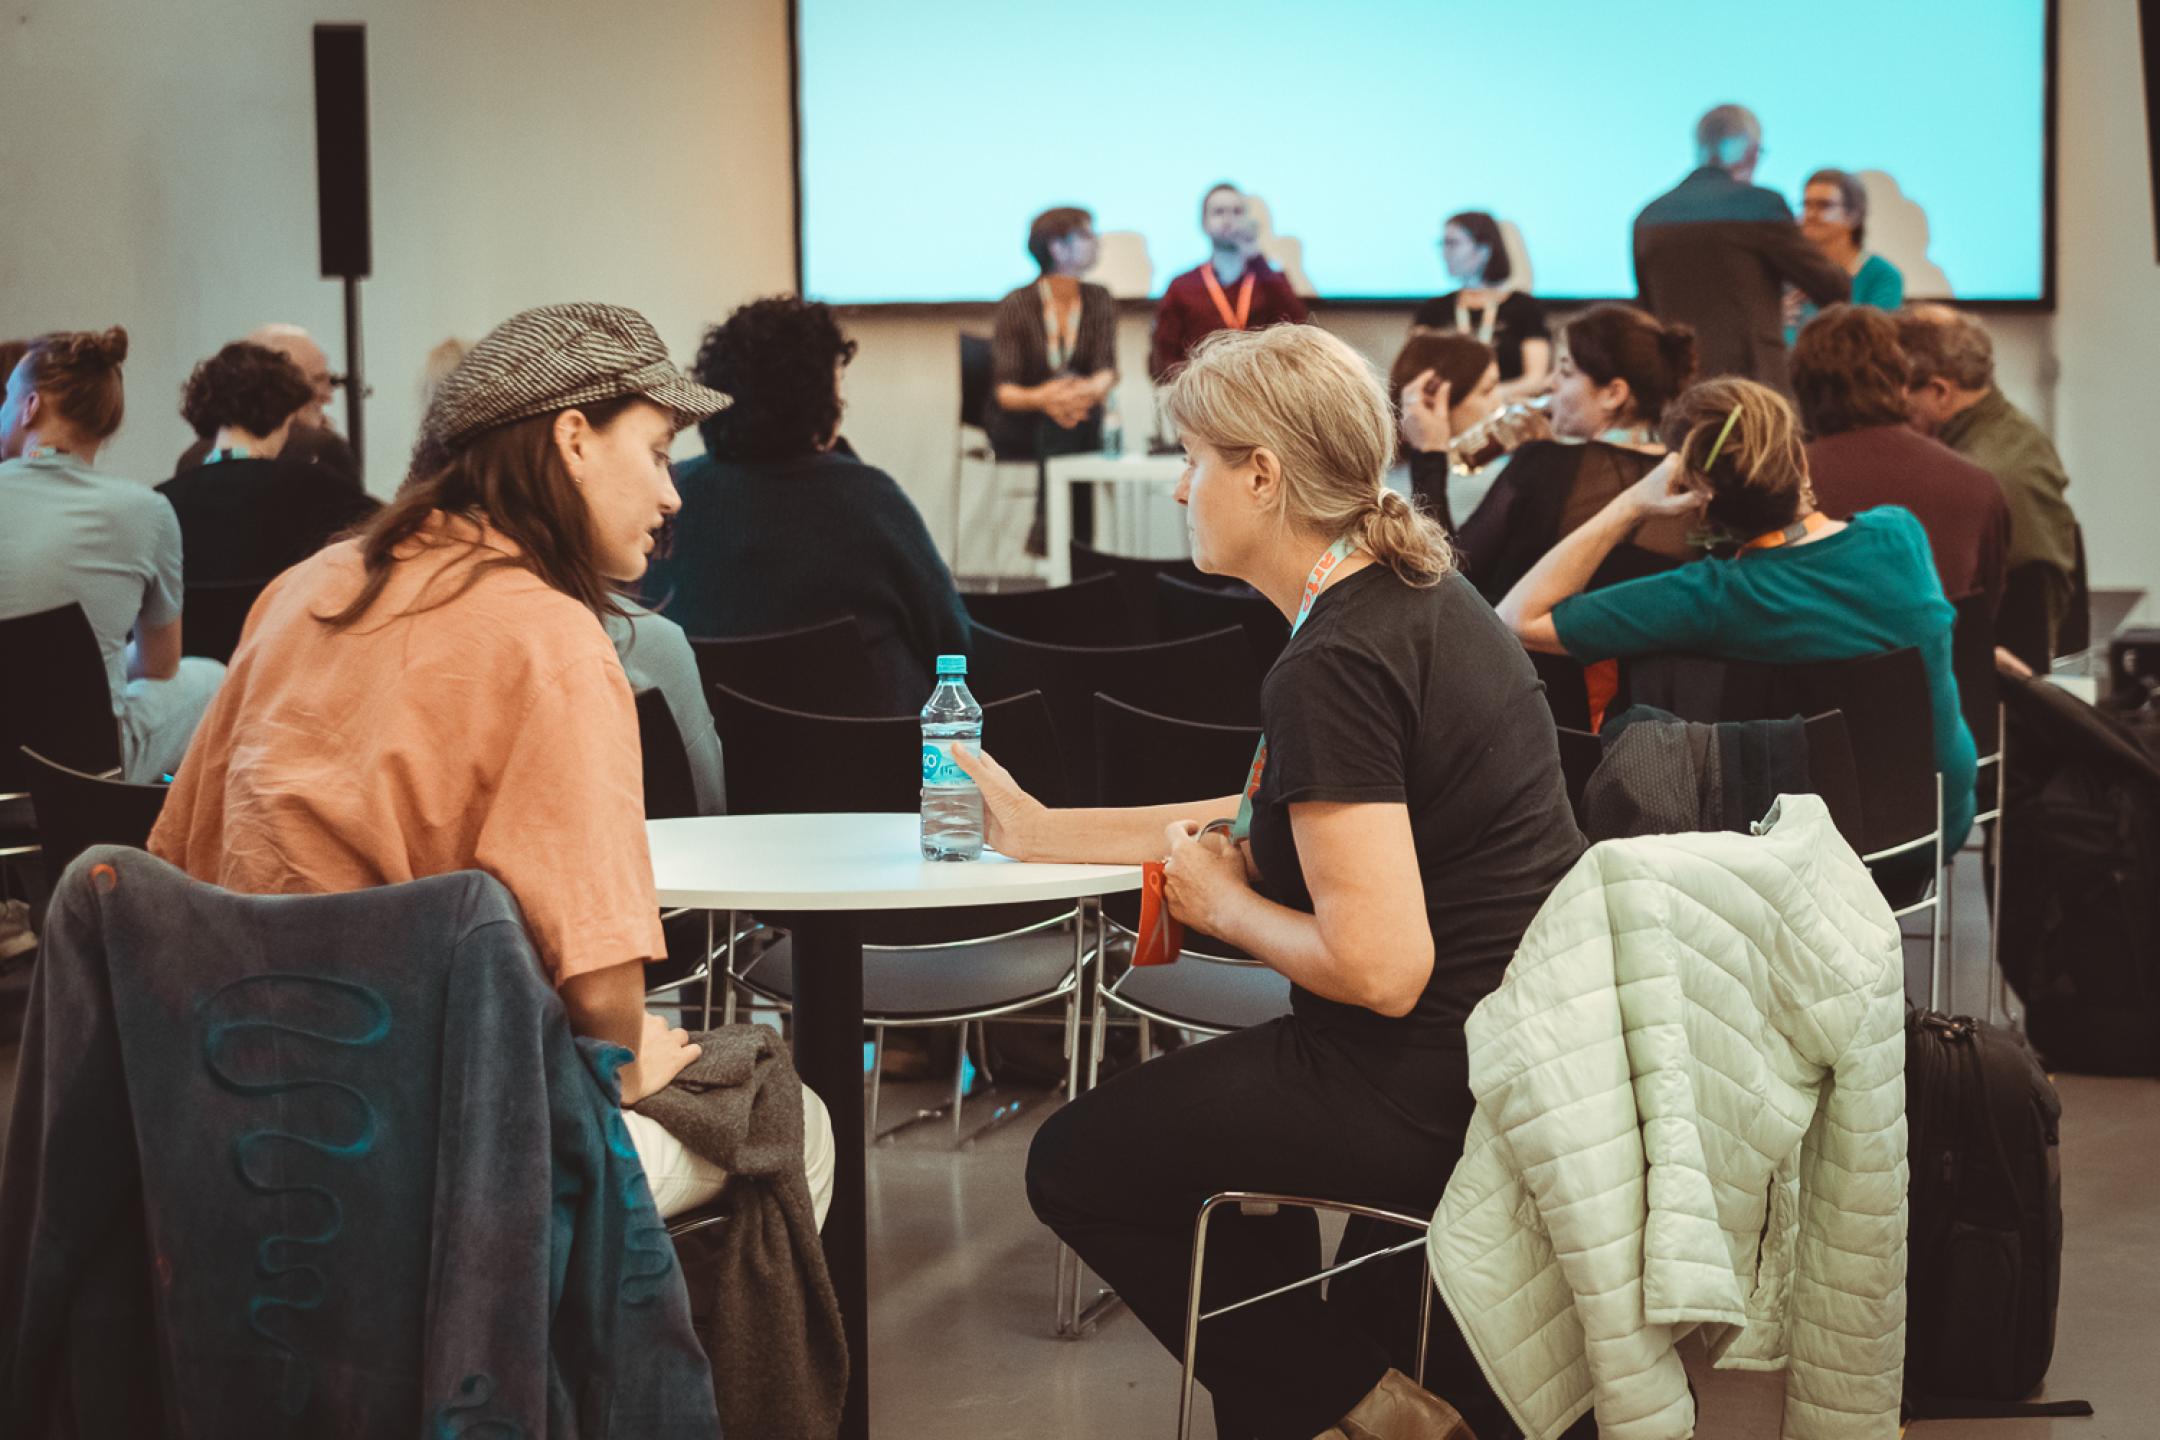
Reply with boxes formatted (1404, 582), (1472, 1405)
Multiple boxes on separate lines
(150, 516), (665, 983)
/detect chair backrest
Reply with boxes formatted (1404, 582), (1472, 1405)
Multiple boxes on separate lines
(686, 616), (888, 718)
(0, 603), (122, 790)
(181, 577), (272, 665)
(633, 688), (701, 821)
(959, 333), (996, 431)
(968, 622), (1261, 804)
(21, 747), (168, 891)
(1625, 648), (1936, 859)
(1069, 542), (1209, 643)
(1154, 572), (1290, 673)
(1561, 711), (1863, 842)
(1950, 592), (2003, 760)
(1533, 652), (1595, 733)
(961, 573), (1134, 647)
(709, 684), (1068, 943)
(1555, 727), (1604, 827)
(1091, 695), (1261, 960)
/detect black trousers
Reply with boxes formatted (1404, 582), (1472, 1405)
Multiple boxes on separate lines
(1026, 1015), (1520, 1440)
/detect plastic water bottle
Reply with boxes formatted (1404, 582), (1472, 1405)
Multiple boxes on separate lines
(920, 654), (984, 861)
(1100, 388), (1124, 458)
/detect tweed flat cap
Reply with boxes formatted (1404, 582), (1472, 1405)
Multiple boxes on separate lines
(412, 302), (729, 474)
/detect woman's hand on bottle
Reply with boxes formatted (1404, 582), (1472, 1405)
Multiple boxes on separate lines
(1397, 369), (1453, 454)
(951, 743), (1047, 860)
(1162, 820), (1251, 935)
(619, 1011), (702, 1107)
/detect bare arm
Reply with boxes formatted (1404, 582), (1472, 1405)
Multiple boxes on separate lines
(953, 739), (1233, 863)
(129, 616), (182, 682)
(1163, 803), (1433, 1017)
(1497, 338), (1553, 405)
(1496, 455), (1699, 653)
(560, 960), (703, 1105)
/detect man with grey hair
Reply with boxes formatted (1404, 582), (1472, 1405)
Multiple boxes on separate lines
(1632, 103), (1850, 392)
(1897, 302), (2079, 667)
(174, 322), (362, 487)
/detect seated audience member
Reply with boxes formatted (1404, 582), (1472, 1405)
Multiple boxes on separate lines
(1411, 210), (1552, 403)
(1786, 167), (1905, 341)
(609, 596), (726, 817)
(1405, 303), (1698, 603)
(175, 323), (361, 487)
(1498, 375), (1976, 853)
(1149, 182), (1309, 382)
(1387, 330), (1502, 521)
(1896, 303), (2079, 669)
(0, 327), (223, 783)
(159, 341), (381, 585)
(147, 302), (834, 1223)
(959, 325), (1584, 1440)
(647, 297), (969, 715)
(987, 205), (1119, 551)
(1793, 304), (2008, 616)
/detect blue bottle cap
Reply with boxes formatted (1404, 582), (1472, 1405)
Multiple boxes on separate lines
(936, 654), (967, 676)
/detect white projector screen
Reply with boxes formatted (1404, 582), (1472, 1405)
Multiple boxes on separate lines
(796, 0), (2050, 305)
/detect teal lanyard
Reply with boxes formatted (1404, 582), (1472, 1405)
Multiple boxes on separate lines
(1228, 535), (1360, 841)
(204, 446), (250, 465)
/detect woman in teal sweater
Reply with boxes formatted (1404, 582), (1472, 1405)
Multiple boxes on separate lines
(1497, 375), (1975, 854)
(1786, 167), (1905, 344)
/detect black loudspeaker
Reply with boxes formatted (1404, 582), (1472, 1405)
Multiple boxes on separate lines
(313, 25), (371, 279)
(2144, 1), (2160, 263)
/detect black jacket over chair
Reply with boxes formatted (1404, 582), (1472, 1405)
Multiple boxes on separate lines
(0, 850), (718, 1439)
(1632, 165), (1851, 392)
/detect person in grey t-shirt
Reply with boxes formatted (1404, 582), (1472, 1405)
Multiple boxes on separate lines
(0, 328), (223, 781)
(604, 599), (725, 817)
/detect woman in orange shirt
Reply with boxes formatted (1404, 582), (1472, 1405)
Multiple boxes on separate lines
(151, 303), (834, 1221)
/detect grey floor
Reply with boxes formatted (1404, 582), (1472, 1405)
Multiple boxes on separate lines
(0, 846), (2153, 1438)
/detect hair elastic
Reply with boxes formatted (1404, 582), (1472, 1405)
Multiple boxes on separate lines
(1702, 403), (1744, 469)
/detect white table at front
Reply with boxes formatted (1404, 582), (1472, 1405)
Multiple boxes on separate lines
(647, 810), (1144, 1440)
(1043, 452), (1187, 586)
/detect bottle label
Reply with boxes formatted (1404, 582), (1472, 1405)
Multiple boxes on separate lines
(922, 740), (975, 788)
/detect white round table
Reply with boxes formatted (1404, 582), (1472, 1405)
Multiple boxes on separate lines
(646, 811), (1142, 1440)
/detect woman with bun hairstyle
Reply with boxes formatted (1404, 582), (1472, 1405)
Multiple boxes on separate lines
(1498, 374), (1976, 855)
(159, 341), (380, 585)
(1403, 303), (1700, 605)
(955, 325), (1584, 1440)
(0, 326), (225, 782)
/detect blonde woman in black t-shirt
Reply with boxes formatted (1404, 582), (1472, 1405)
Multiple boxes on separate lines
(954, 325), (1583, 1440)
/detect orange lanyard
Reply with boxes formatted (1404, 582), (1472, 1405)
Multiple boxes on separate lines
(1200, 265), (1256, 331)
(1739, 511), (1829, 552)
(1229, 536), (1358, 841)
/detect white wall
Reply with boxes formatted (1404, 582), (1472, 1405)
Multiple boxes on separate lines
(4, 0), (2152, 594)
(0, 0), (794, 491)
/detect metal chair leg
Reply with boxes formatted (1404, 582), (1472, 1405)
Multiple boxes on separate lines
(869, 1023), (885, 1135)
(1928, 774), (1946, 1013)
(701, 909), (717, 1030)
(721, 910), (740, 1026)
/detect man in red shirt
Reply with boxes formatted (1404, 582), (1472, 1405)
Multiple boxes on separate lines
(1148, 183), (1309, 382)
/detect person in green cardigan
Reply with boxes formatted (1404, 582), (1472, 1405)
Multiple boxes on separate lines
(1785, 168), (1904, 343)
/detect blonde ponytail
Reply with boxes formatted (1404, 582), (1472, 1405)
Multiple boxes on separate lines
(1165, 325), (1455, 588)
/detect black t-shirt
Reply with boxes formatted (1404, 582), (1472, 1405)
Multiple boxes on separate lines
(1409, 290), (1550, 381)
(1246, 565), (1584, 1039)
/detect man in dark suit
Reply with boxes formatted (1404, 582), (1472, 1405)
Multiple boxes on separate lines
(1633, 104), (1850, 394)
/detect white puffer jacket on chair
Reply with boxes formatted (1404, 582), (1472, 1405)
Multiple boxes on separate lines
(1426, 794), (1907, 1440)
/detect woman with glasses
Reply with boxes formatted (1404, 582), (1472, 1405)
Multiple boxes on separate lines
(1409, 211), (1550, 406)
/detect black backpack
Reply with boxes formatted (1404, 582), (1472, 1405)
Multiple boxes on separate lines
(1997, 675), (2160, 1075)
(1903, 1009), (2090, 1421)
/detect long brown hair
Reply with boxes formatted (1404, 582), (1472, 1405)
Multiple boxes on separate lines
(318, 397), (636, 630)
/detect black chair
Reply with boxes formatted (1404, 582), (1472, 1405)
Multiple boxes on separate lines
(962, 573), (1134, 647)
(1999, 522), (2086, 672)
(634, 688), (701, 823)
(1949, 592), (2008, 1014)
(969, 622), (1261, 805)
(181, 576), (272, 665)
(1556, 726), (1604, 827)
(709, 683), (1092, 1146)
(686, 617), (888, 718)
(1, 604), (123, 886)
(1069, 542), (1209, 643)
(20, 748), (167, 895)
(1533, 652), (1596, 734)
(1154, 572), (1290, 673)
(1627, 647), (1945, 998)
